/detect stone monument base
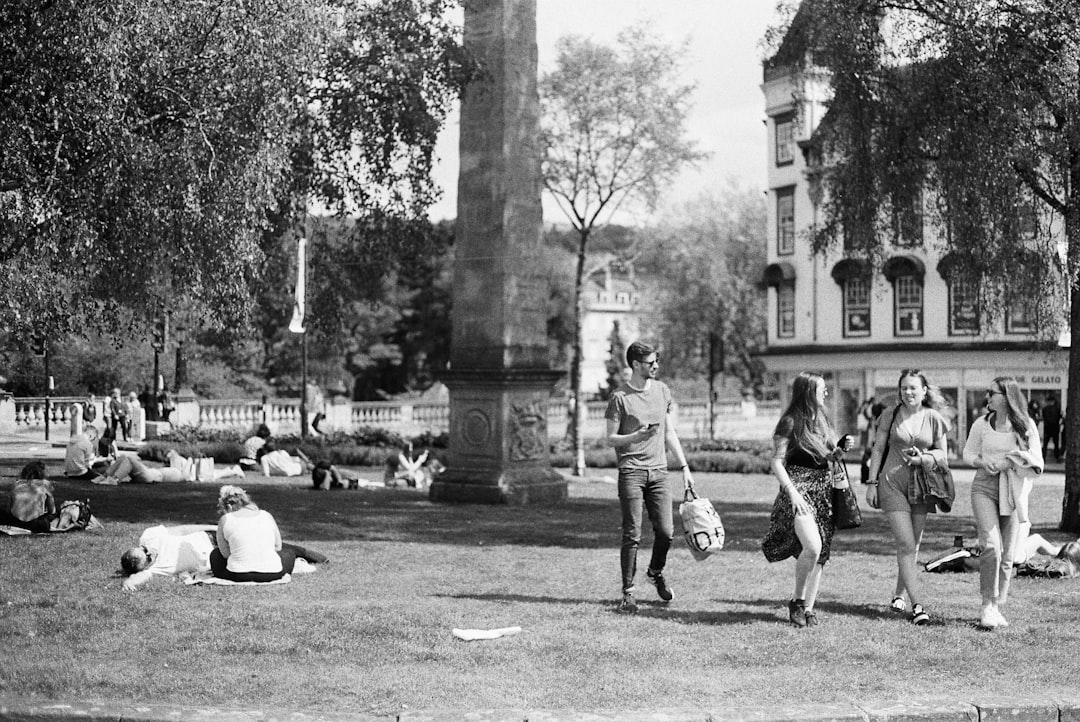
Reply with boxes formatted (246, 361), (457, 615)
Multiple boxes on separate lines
(431, 369), (568, 505)
(429, 466), (567, 505)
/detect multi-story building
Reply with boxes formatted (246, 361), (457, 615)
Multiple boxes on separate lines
(758, 13), (1067, 454)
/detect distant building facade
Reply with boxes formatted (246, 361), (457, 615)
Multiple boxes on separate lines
(581, 263), (641, 397)
(759, 10), (1068, 454)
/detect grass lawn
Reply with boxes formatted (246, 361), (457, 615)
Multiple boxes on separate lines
(0, 462), (1078, 716)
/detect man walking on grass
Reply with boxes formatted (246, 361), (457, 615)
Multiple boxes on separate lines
(605, 340), (695, 613)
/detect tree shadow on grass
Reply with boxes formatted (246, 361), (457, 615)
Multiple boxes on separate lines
(0, 471), (977, 554)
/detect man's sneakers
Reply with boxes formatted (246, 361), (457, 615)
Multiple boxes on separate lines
(618, 592), (638, 614)
(646, 569), (674, 602)
(911, 603), (930, 626)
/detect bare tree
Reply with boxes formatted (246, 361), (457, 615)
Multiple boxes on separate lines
(540, 24), (704, 476)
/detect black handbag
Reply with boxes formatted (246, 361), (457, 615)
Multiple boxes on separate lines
(830, 461), (863, 530)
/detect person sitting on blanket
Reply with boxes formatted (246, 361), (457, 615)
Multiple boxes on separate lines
(1, 462), (56, 533)
(120, 522), (329, 591)
(210, 485), (294, 583)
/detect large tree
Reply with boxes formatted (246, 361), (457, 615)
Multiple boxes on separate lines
(640, 183), (768, 416)
(779, 0), (1080, 530)
(1, 0), (473, 352)
(540, 24), (704, 476)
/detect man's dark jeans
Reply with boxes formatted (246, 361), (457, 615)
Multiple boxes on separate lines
(618, 467), (673, 594)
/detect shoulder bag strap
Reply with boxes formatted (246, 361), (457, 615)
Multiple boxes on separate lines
(874, 404), (903, 480)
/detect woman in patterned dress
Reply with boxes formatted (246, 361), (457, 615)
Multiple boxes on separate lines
(762, 371), (854, 628)
(865, 369), (949, 626)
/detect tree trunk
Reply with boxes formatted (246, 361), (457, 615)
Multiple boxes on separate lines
(570, 228), (589, 477)
(1063, 195), (1080, 533)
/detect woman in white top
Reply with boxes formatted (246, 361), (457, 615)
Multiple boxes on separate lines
(963, 376), (1043, 630)
(209, 485), (295, 582)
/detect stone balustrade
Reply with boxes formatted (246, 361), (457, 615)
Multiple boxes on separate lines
(0, 391), (780, 442)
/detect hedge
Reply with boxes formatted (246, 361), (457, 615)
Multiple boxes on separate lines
(140, 427), (771, 474)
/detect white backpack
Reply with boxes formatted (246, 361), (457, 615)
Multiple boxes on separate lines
(679, 486), (725, 561)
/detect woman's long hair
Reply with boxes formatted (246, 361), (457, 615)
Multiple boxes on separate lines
(988, 376), (1033, 450)
(1059, 541), (1080, 578)
(774, 371), (836, 462)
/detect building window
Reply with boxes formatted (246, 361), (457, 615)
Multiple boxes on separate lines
(778, 283), (795, 338)
(777, 187), (795, 255)
(948, 276), (980, 335)
(1006, 300), (1035, 334)
(775, 114), (795, 166)
(843, 277), (871, 337)
(894, 189), (924, 247)
(894, 275), (923, 336)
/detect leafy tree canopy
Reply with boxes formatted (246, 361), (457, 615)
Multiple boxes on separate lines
(1, 0), (474, 348)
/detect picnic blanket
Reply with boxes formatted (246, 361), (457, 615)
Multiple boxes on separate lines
(182, 571), (292, 586)
(179, 557), (317, 585)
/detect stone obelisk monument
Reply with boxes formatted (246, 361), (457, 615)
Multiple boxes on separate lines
(428, 0), (567, 504)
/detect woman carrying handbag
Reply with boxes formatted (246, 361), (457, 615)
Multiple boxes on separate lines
(762, 371), (855, 628)
(865, 369), (949, 626)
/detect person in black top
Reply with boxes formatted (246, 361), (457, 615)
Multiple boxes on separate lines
(762, 371), (854, 628)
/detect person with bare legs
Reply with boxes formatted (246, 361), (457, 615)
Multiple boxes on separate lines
(762, 372), (854, 627)
(866, 369), (949, 626)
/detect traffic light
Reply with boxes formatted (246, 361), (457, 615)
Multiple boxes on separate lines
(152, 315), (169, 351)
(31, 336), (47, 357)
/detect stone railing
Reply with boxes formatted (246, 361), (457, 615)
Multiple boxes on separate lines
(1, 392), (781, 442)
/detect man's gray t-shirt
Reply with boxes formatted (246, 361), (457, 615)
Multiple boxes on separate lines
(605, 381), (673, 470)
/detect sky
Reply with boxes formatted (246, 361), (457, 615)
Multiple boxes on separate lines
(426, 1), (784, 223)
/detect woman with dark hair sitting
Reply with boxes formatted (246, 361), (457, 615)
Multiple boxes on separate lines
(240, 424), (273, 470)
(0, 462), (57, 533)
(210, 485), (294, 582)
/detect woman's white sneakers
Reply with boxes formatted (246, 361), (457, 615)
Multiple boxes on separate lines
(979, 605), (1009, 630)
(889, 596), (907, 613)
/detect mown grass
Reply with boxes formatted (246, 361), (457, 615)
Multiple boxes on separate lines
(0, 462), (1077, 717)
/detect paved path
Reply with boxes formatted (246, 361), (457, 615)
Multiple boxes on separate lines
(2, 695), (1080, 721)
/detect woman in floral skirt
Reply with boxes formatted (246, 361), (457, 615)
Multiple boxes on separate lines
(762, 371), (854, 628)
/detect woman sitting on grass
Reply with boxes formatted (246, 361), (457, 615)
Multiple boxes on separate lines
(1, 462), (56, 533)
(210, 485), (294, 582)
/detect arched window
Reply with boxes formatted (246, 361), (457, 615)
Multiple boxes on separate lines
(883, 256), (925, 337)
(938, 253), (980, 336)
(831, 259), (871, 337)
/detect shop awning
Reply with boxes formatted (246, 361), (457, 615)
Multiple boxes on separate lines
(762, 261), (796, 287)
(830, 258), (870, 285)
(882, 254), (926, 282)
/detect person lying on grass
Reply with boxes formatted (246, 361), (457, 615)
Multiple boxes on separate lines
(120, 522), (329, 591)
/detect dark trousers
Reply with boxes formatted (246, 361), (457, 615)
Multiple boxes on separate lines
(0, 509), (53, 533)
(1044, 424), (1061, 459)
(617, 468), (673, 594)
(210, 547), (296, 583)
